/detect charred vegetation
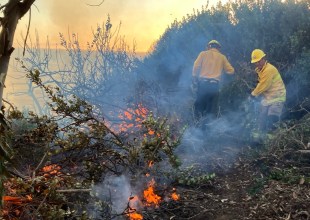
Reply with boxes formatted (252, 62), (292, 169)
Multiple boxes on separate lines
(1, 0), (310, 219)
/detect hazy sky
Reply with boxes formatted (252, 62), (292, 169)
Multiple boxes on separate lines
(14, 0), (227, 52)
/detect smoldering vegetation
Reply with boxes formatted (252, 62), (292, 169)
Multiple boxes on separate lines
(1, 0), (310, 219)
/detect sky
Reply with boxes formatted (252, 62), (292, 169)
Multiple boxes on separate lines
(14, 0), (227, 52)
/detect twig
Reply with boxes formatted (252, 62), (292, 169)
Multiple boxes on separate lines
(293, 210), (309, 219)
(22, 7), (31, 56)
(296, 150), (310, 154)
(240, 78), (253, 90)
(56, 189), (91, 193)
(86, 0), (104, 6)
(35, 192), (48, 214)
(0, 2), (9, 11)
(7, 168), (29, 180)
(33, 152), (48, 178)
(2, 98), (15, 110)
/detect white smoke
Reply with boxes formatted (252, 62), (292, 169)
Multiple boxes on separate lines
(90, 175), (135, 217)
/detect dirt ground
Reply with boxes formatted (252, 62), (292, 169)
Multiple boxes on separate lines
(142, 145), (310, 220)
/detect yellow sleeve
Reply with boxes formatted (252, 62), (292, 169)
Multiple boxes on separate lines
(192, 52), (204, 77)
(223, 56), (234, 74)
(251, 69), (274, 96)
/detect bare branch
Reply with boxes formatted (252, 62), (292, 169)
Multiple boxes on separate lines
(86, 0), (104, 6)
(56, 189), (91, 193)
(32, 152), (48, 178)
(23, 7), (31, 56)
(0, 2), (10, 11)
(19, 0), (36, 17)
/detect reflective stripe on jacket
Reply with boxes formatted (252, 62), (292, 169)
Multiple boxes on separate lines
(251, 62), (286, 106)
(192, 48), (234, 81)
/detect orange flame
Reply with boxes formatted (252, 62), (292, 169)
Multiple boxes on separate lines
(119, 104), (148, 130)
(108, 104), (154, 134)
(143, 179), (161, 206)
(148, 130), (155, 135)
(148, 161), (153, 167)
(171, 192), (179, 201)
(126, 179), (179, 220)
(128, 212), (143, 220)
(42, 164), (62, 178)
(171, 188), (179, 201)
(3, 195), (32, 205)
(127, 196), (143, 220)
(3, 196), (23, 205)
(2, 195), (32, 219)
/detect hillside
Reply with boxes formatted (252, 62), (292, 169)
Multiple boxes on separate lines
(1, 0), (310, 219)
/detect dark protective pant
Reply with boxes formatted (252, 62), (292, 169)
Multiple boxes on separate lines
(258, 102), (284, 132)
(267, 115), (280, 131)
(194, 79), (219, 120)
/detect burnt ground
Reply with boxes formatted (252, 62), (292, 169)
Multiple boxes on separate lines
(141, 144), (310, 220)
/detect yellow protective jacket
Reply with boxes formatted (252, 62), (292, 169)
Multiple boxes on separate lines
(251, 62), (286, 106)
(192, 48), (234, 81)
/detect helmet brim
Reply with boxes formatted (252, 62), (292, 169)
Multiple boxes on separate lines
(251, 54), (266, 63)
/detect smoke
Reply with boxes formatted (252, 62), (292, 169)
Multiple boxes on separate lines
(175, 97), (256, 170)
(45, 0), (92, 30)
(89, 175), (137, 217)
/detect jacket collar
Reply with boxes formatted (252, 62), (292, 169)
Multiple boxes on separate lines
(255, 61), (268, 73)
(208, 48), (220, 53)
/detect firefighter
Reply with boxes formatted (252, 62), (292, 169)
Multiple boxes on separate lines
(192, 40), (234, 121)
(249, 49), (286, 134)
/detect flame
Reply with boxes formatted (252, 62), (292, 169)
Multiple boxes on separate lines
(117, 104), (148, 132)
(3, 194), (33, 205)
(144, 161), (161, 205)
(127, 196), (143, 220)
(148, 161), (153, 167)
(3, 196), (23, 205)
(2, 164), (64, 218)
(148, 130), (155, 135)
(126, 178), (179, 219)
(171, 192), (179, 201)
(143, 179), (161, 206)
(128, 212), (143, 220)
(2, 195), (33, 219)
(108, 103), (155, 135)
(126, 178), (162, 220)
(42, 164), (62, 178)
(124, 111), (133, 120)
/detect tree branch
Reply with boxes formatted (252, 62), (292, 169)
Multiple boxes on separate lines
(86, 0), (104, 7)
(19, 0), (36, 17)
(56, 189), (91, 193)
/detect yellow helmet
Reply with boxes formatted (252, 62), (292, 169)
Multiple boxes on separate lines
(251, 49), (266, 63)
(208, 40), (221, 48)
